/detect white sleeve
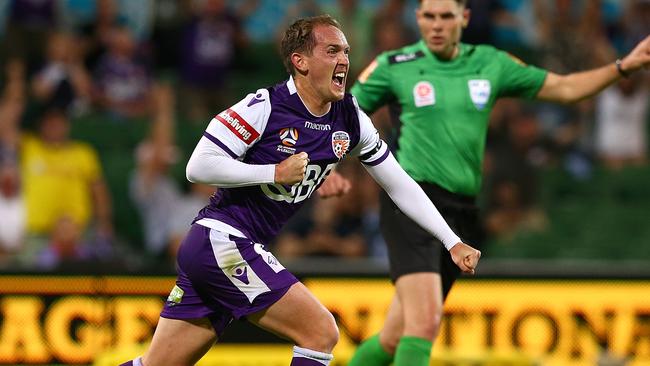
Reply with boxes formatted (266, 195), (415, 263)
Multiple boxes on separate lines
(363, 152), (461, 250)
(186, 88), (276, 187)
(186, 136), (275, 187)
(203, 88), (271, 158)
(349, 96), (390, 165)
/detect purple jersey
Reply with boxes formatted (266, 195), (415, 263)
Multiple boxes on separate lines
(180, 15), (240, 87)
(95, 54), (150, 104)
(194, 77), (389, 244)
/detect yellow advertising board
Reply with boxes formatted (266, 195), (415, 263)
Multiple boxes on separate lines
(0, 276), (648, 366)
(308, 279), (650, 366)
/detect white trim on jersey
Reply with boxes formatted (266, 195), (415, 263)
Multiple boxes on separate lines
(208, 229), (271, 304)
(363, 153), (462, 251)
(287, 76), (297, 95)
(204, 88), (272, 158)
(349, 96), (385, 160)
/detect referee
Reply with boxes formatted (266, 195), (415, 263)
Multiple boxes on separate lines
(340, 1), (650, 365)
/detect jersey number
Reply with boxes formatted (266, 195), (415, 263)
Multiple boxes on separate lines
(261, 163), (336, 204)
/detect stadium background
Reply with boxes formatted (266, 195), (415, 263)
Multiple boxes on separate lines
(0, 0), (648, 365)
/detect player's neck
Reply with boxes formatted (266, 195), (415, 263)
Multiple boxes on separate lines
(294, 77), (331, 116)
(433, 44), (460, 61)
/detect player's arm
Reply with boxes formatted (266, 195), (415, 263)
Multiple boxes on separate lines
(186, 141), (308, 186)
(536, 35), (650, 103)
(361, 149), (480, 274)
(351, 100), (480, 273)
(185, 89), (308, 187)
(185, 139), (275, 187)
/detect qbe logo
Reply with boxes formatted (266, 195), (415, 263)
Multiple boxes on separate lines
(279, 127), (299, 147)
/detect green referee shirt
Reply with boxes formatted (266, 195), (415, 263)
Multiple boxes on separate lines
(351, 41), (547, 196)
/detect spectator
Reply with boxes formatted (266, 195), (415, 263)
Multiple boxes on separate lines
(71, 0), (154, 70)
(131, 83), (217, 261)
(338, 161), (386, 261)
(150, 0), (192, 74)
(621, 0), (649, 53)
(179, 0), (247, 121)
(93, 25), (152, 119)
(463, 0), (502, 46)
(484, 105), (547, 241)
(0, 59), (27, 260)
(535, 0), (617, 178)
(31, 32), (92, 113)
(3, 0), (60, 76)
(275, 162), (381, 260)
(594, 77), (649, 169)
(372, 0), (418, 45)
(274, 197), (368, 259)
(36, 215), (91, 270)
(324, 0), (373, 79)
(0, 158), (24, 257)
(166, 182), (215, 259)
(130, 83), (182, 259)
(20, 108), (113, 247)
(75, 0), (123, 70)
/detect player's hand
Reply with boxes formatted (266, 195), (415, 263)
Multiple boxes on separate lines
(449, 242), (481, 275)
(621, 34), (650, 73)
(317, 170), (351, 198)
(275, 152), (309, 185)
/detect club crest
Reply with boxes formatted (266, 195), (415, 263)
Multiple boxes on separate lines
(331, 131), (350, 159)
(468, 79), (491, 110)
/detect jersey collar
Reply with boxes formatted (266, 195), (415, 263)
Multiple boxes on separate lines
(418, 40), (468, 69)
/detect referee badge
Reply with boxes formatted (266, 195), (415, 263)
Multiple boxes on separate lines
(413, 81), (435, 107)
(468, 79), (491, 110)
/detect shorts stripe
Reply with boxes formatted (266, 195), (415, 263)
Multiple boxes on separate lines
(196, 218), (246, 237)
(208, 229), (271, 304)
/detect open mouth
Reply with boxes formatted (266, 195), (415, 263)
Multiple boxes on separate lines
(332, 70), (346, 88)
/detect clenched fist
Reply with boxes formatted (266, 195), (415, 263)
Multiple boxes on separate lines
(449, 242), (481, 274)
(275, 152), (309, 185)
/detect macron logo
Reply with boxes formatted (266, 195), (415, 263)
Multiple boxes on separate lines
(216, 109), (260, 144)
(304, 121), (331, 131)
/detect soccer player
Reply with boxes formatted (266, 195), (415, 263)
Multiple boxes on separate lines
(344, 1), (650, 366)
(120, 15), (480, 366)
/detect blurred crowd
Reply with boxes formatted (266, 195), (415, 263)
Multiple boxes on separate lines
(0, 0), (648, 271)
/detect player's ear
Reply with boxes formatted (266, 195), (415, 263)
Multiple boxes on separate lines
(291, 52), (308, 75)
(462, 8), (470, 28)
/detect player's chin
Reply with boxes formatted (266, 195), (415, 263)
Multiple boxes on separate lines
(427, 43), (446, 52)
(330, 84), (346, 100)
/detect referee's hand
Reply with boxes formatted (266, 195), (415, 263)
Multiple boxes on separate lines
(450, 242), (481, 275)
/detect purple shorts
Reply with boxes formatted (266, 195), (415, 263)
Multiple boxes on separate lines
(160, 223), (299, 337)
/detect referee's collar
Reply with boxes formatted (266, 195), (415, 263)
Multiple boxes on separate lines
(419, 40), (467, 63)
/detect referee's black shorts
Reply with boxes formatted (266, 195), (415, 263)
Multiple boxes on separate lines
(380, 182), (484, 299)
